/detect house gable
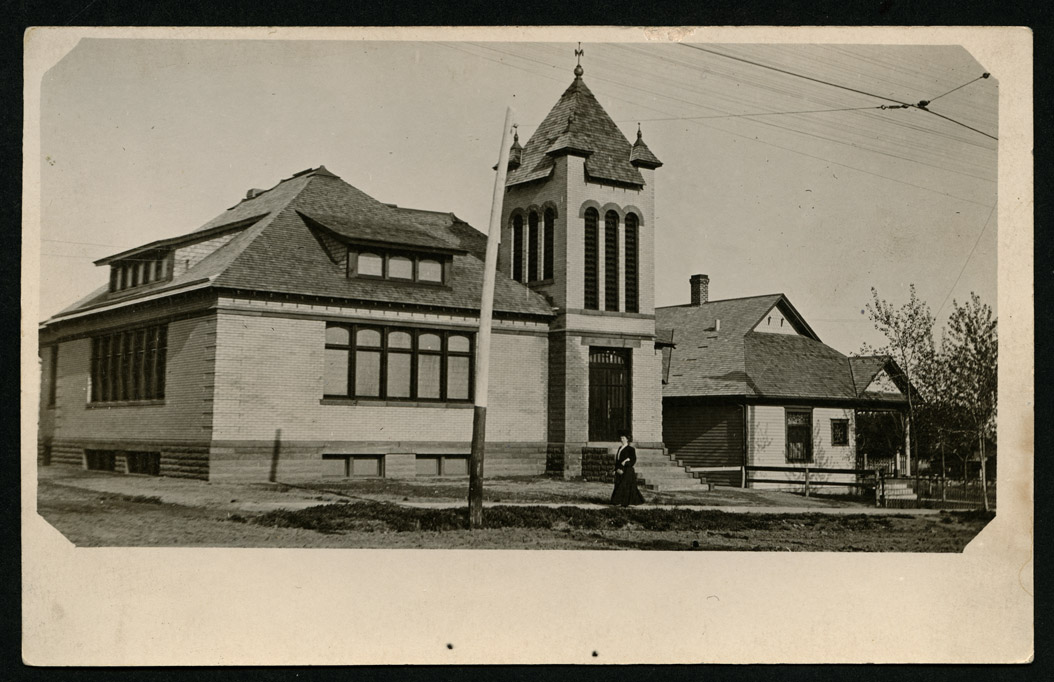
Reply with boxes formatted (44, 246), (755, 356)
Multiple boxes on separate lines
(751, 301), (808, 337)
(864, 367), (903, 396)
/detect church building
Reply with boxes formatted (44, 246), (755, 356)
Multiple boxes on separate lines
(37, 62), (676, 484)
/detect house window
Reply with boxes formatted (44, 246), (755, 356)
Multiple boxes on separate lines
(624, 213), (639, 314)
(831, 419), (849, 446)
(415, 455), (469, 477)
(584, 208), (599, 310)
(527, 210), (540, 282)
(42, 345), (58, 407)
(512, 214), (524, 282)
(90, 324), (167, 403)
(604, 210), (619, 311)
(786, 409), (813, 462)
(324, 323), (473, 402)
(543, 208), (555, 280)
(351, 250), (447, 284)
(109, 252), (172, 292)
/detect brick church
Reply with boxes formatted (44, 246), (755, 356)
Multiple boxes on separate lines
(37, 62), (671, 483)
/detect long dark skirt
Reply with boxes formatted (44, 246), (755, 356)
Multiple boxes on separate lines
(610, 469), (645, 506)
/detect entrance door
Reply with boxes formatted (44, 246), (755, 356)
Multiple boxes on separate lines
(589, 347), (631, 441)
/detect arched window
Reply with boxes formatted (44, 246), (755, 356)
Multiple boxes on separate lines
(604, 210), (619, 312)
(624, 213), (639, 314)
(512, 214), (524, 283)
(583, 208), (599, 310)
(543, 208), (555, 280)
(527, 210), (539, 282)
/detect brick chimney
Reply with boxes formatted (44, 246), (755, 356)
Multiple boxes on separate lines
(690, 274), (709, 306)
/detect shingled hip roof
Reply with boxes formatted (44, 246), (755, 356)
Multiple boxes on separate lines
(46, 167), (554, 324)
(505, 75), (657, 188)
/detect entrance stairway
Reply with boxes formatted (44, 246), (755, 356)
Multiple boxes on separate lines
(633, 447), (714, 492)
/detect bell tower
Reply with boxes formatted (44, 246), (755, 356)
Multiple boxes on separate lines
(498, 51), (664, 477)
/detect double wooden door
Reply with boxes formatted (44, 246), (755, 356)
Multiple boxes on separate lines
(588, 347), (631, 442)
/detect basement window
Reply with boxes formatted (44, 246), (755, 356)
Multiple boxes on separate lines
(415, 455), (468, 477)
(323, 454), (384, 478)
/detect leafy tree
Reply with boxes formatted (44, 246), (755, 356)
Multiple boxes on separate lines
(860, 285), (936, 472)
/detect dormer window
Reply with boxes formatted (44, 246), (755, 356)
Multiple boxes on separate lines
(109, 251), (173, 293)
(349, 248), (449, 285)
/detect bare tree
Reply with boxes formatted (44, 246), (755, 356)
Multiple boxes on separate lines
(941, 293), (997, 510)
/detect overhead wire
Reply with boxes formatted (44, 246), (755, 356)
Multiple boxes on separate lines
(934, 202), (997, 320)
(678, 44), (998, 141)
(466, 42), (994, 202)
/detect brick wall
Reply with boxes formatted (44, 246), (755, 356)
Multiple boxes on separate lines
(42, 314), (218, 477)
(206, 303), (549, 480)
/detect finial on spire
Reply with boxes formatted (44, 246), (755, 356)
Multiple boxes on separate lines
(637, 122), (642, 140)
(574, 42), (584, 77)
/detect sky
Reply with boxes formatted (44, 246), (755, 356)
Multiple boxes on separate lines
(36, 38), (998, 355)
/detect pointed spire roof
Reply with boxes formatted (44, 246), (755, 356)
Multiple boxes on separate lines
(505, 66), (658, 187)
(630, 125), (663, 169)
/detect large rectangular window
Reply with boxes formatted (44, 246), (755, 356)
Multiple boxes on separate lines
(543, 208), (555, 280)
(604, 210), (619, 311)
(584, 208), (599, 310)
(324, 323), (473, 402)
(512, 215), (524, 283)
(624, 213), (639, 314)
(527, 211), (540, 282)
(90, 324), (167, 403)
(786, 409), (813, 462)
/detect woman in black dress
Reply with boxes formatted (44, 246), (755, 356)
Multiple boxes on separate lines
(610, 431), (645, 506)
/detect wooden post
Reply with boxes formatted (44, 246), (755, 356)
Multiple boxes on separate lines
(940, 437), (946, 503)
(468, 107), (515, 530)
(873, 469), (881, 507)
(979, 431), (990, 512)
(804, 464), (810, 498)
(740, 465), (746, 489)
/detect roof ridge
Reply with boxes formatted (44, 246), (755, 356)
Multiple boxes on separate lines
(655, 293), (783, 309)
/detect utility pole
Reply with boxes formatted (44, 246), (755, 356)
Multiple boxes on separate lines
(468, 107), (515, 529)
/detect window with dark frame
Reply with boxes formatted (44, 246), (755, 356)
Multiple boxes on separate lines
(43, 345), (58, 407)
(89, 324), (167, 403)
(109, 252), (172, 293)
(785, 409), (813, 462)
(512, 214), (524, 283)
(624, 213), (639, 314)
(350, 249), (447, 284)
(543, 208), (555, 280)
(831, 418), (849, 446)
(584, 208), (599, 310)
(324, 323), (473, 402)
(527, 210), (540, 282)
(604, 210), (619, 311)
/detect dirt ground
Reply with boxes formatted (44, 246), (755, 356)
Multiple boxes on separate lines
(34, 467), (990, 551)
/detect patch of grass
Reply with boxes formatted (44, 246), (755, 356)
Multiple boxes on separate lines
(120, 495), (163, 505)
(248, 502), (938, 536)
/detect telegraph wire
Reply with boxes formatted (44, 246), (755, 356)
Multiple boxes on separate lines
(934, 202), (996, 320)
(679, 44), (998, 141)
(448, 42), (994, 208)
(619, 105), (891, 123)
(927, 73), (991, 104)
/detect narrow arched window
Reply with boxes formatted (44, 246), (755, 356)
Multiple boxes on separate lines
(624, 213), (639, 314)
(583, 208), (599, 310)
(543, 208), (555, 280)
(604, 210), (619, 312)
(527, 210), (539, 282)
(512, 214), (524, 283)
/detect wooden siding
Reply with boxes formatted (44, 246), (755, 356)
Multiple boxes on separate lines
(663, 402), (744, 467)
